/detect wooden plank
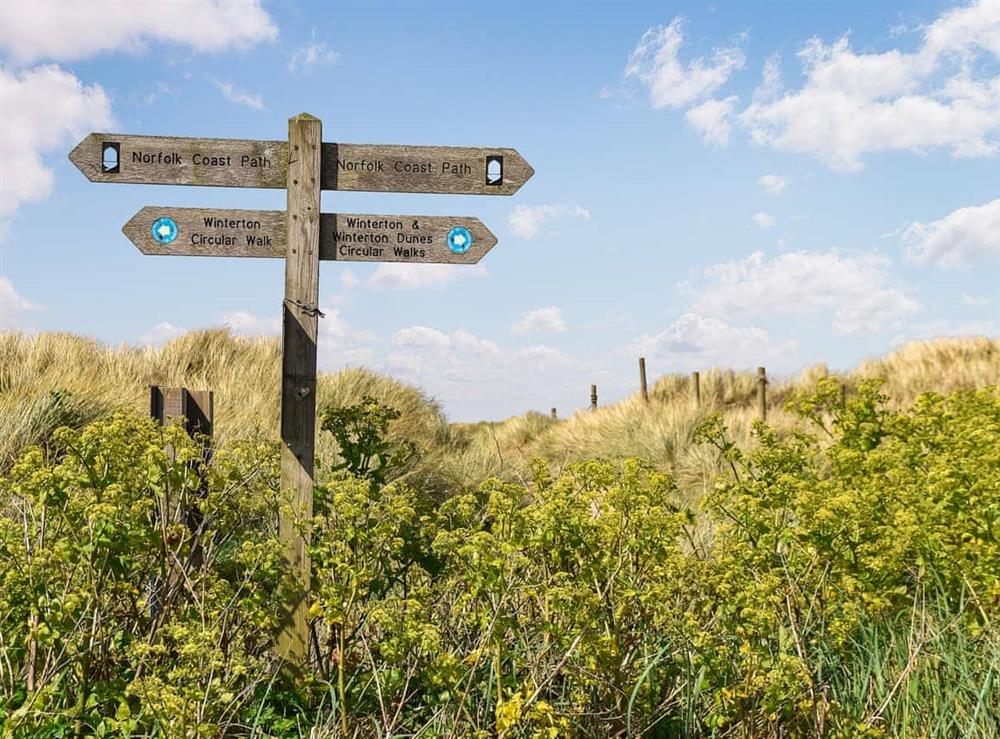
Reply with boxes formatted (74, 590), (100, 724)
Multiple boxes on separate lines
(277, 113), (322, 668)
(124, 207), (285, 257)
(69, 133), (287, 188)
(122, 207), (499, 264)
(757, 366), (767, 421)
(71, 133), (533, 195)
(323, 142), (534, 196)
(149, 386), (213, 437)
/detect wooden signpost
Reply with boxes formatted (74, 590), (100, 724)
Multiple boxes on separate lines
(70, 115), (534, 667)
(122, 207), (498, 264)
(70, 133), (534, 195)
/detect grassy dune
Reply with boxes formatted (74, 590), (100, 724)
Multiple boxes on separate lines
(2, 330), (997, 493)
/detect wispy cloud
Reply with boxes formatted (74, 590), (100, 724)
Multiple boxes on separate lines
(289, 37), (339, 73)
(902, 199), (1000, 268)
(508, 203), (590, 239)
(757, 174), (790, 195)
(692, 249), (918, 334)
(624, 17), (745, 109)
(214, 79), (264, 109)
(512, 306), (567, 335)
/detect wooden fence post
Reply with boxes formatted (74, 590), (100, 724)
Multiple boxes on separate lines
(591, 384), (598, 411)
(639, 357), (648, 403)
(551, 407), (557, 420)
(840, 383), (847, 409)
(692, 371), (700, 409)
(150, 386), (214, 437)
(757, 366), (767, 421)
(277, 113), (322, 667)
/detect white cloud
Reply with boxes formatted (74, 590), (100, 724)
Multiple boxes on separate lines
(0, 278), (44, 330)
(339, 268), (361, 289)
(213, 80), (264, 109)
(757, 174), (790, 194)
(289, 40), (339, 73)
(752, 212), (776, 228)
(512, 306), (567, 335)
(901, 198), (1000, 267)
(220, 309), (280, 335)
(962, 293), (991, 306)
(739, 1), (1000, 171)
(632, 313), (797, 371)
(0, 65), (113, 217)
(368, 263), (487, 289)
(386, 326), (570, 417)
(692, 249), (918, 334)
(685, 95), (738, 145)
(624, 18), (745, 109)
(0, 0), (278, 64)
(139, 321), (185, 346)
(317, 305), (376, 367)
(507, 203), (590, 239)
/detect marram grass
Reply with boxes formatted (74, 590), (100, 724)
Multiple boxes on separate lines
(1, 331), (997, 493)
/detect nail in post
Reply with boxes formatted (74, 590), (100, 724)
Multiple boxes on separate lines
(277, 114), (322, 667)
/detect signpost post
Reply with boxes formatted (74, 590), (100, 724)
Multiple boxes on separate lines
(70, 115), (533, 667)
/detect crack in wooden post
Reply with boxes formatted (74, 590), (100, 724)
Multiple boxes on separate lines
(277, 114), (322, 668)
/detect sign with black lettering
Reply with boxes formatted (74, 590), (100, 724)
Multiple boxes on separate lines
(327, 144), (531, 195)
(70, 133), (534, 195)
(122, 206), (498, 264)
(69, 133), (286, 188)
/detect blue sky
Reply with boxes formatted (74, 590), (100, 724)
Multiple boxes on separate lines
(1, 0), (997, 420)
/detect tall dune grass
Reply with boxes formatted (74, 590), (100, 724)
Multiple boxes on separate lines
(1, 331), (997, 494)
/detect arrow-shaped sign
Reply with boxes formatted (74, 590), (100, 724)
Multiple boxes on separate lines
(71, 134), (533, 195)
(122, 207), (497, 264)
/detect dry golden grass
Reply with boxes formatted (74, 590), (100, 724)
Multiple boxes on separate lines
(2, 331), (997, 495)
(0, 330), (447, 477)
(445, 337), (1000, 496)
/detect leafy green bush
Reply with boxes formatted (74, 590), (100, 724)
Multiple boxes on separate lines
(0, 413), (287, 736)
(1, 384), (997, 737)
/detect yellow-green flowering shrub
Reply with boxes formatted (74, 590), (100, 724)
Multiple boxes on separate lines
(0, 413), (286, 736)
(2, 383), (997, 737)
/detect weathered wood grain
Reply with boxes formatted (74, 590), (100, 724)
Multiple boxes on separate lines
(757, 366), (767, 421)
(69, 133), (287, 188)
(70, 133), (533, 195)
(277, 114), (322, 668)
(324, 142), (533, 195)
(122, 207), (499, 264)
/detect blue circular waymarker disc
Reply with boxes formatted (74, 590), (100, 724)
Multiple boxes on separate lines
(447, 226), (473, 254)
(151, 217), (178, 245)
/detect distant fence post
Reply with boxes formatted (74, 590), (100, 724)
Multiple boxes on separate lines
(551, 407), (557, 420)
(757, 367), (767, 421)
(591, 384), (598, 411)
(840, 383), (847, 409)
(692, 371), (701, 409)
(639, 357), (648, 403)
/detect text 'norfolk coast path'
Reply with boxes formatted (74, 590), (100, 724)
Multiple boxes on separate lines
(69, 114), (534, 667)
(69, 134), (534, 195)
